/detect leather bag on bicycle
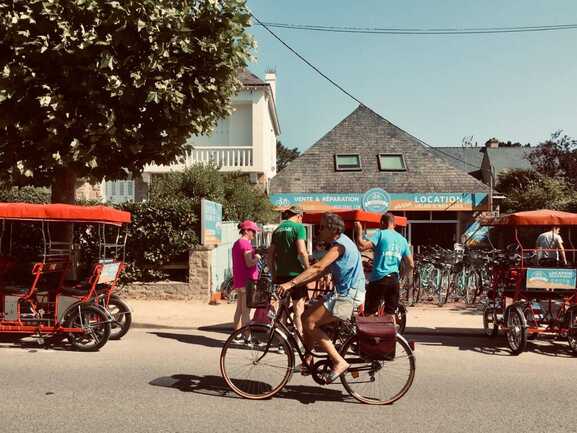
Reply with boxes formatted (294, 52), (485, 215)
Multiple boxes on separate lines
(356, 315), (396, 360)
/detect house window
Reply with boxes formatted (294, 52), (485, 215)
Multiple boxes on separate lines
(335, 154), (361, 171)
(378, 154), (406, 171)
(105, 180), (135, 204)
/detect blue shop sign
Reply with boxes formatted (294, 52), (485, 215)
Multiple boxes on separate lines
(526, 268), (577, 291)
(271, 191), (488, 212)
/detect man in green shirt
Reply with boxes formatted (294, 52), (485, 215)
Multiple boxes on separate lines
(268, 205), (310, 335)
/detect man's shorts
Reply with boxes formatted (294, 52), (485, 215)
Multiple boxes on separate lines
(322, 288), (365, 321)
(274, 276), (307, 301)
(365, 273), (400, 315)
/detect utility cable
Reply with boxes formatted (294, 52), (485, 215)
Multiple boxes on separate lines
(257, 21), (577, 35)
(250, 13), (484, 171)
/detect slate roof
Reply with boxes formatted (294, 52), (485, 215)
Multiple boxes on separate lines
(238, 69), (268, 87)
(484, 147), (532, 176)
(270, 105), (490, 194)
(434, 147), (484, 175)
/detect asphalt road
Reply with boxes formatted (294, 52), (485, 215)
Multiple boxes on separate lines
(0, 327), (575, 433)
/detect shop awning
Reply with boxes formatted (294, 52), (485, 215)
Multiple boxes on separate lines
(302, 209), (407, 228)
(0, 203), (131, 225)
(481, 209), (577, 226)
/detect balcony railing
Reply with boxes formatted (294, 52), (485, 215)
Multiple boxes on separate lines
(185, 146), (254, 171)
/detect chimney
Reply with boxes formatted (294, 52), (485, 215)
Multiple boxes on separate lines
(265, 69), (277, 102)
(485, 138), (499, 148)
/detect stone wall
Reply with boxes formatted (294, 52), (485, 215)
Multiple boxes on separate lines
(122, 246), (214, 301)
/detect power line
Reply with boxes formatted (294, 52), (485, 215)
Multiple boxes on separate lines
(250, 13), (484, 171)
(256, 21), (577, 35)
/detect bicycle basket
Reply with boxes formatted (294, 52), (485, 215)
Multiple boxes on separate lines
(246, 273), (272, 308)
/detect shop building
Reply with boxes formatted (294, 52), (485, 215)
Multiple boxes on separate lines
(270, 105), (491, 248)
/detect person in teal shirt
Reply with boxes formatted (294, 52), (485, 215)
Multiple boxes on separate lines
(354, 213), (414, 315)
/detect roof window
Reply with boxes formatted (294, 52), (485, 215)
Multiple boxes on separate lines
(378, 154), (406, 171)
(335, 154), (361, 171)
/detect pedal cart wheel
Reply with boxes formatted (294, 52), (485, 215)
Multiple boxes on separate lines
(482, 305), (499, 337)
(107, 296), (132, 340)
(506, 306), (527, 355)
(65, 304), (111, 351)
(565, 307), (577, 356)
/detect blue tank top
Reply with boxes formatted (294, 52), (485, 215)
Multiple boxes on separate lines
(328, 234), (366, 297)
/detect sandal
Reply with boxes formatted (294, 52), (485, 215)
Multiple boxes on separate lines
(323, 365), (349, 384)
(298, 358), (314, 376)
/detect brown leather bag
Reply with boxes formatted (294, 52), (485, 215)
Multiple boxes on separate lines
(356, 314), (396, 360)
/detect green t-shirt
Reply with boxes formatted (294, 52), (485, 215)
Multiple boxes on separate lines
(272, 220), (307, 277)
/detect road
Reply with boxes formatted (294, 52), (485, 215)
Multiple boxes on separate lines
(0, 326), (575, 433)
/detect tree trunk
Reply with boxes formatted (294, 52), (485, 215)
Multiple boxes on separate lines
(50, 167), (77, 244)
(51, 167), (77, 204)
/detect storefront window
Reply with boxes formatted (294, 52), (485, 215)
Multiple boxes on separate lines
(335, 154), (362, 171)
(378, 154), (406, 171)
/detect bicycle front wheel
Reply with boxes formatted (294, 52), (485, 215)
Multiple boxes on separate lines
(340, 334), (415, 405)
(220, 324), (294, 400)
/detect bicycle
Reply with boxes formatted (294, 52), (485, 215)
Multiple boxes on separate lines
(220, 287), (416, 405)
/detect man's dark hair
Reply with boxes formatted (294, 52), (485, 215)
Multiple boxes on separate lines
(381, 212), (396, 227)
(322, 213), (345, 234)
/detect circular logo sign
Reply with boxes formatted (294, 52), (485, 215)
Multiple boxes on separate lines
(362, 188), (390, 213)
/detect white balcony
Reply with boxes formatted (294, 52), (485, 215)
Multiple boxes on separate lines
(185, 146), (255, 172)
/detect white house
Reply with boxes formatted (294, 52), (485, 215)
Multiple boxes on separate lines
(102, 69), (281, 203)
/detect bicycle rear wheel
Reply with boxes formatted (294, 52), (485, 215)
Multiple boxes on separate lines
(220, 324), (294, 400)
(340, 334), (415, 405)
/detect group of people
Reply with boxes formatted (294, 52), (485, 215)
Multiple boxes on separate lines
(230, 206), (413, 383)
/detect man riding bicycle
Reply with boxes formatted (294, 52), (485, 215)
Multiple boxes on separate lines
(277, 213), (365, 383)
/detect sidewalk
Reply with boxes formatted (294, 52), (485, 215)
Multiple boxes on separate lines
(127, 299), (486, 335)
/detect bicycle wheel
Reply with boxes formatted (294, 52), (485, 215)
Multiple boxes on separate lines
(340, 334), (415, 405)
(465, 271), (480, 305)
(412, 272), (421, 304)
(220, 324), (294, 400)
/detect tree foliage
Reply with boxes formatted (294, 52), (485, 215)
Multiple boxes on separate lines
(151, 163), (276, 223)
(276, 140), (300, 172)
(496, 169), (577, 213)
(528, 131), (577, 184)
(0, 0), (254, 200)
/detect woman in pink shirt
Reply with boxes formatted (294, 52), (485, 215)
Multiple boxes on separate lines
(232, 220), (261, 332)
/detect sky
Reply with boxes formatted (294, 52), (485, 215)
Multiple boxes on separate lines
(245, 0), (577, 152)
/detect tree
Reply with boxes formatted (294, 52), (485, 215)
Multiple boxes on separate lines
(0, 0), (254, 203)
(150, 164), (276, 223)
(276, 140), (300, 172)
(496, 169), (577, 213)
(528, 131), (577, 184)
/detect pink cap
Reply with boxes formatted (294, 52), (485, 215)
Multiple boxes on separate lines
(239, 220), (260, 232)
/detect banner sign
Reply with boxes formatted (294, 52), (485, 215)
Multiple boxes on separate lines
(463, 220), (491, 246)
(201, 199), (223, 246)
(526, 268), (577, 291)
(271, 190), (488, 212)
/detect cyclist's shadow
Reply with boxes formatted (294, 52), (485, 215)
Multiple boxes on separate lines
(149, 374), (355, 405)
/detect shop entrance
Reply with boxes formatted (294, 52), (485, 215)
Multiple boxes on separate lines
(409, 221), (458, 249)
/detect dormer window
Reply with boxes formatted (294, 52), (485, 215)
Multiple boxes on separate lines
(335, 154), (361, 171)
(378, 154), (406, 171)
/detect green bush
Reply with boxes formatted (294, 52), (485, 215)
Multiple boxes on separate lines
(119, 198), (199, 282)
(151, 164), (276, 223)
(0, 186), (50, 203)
